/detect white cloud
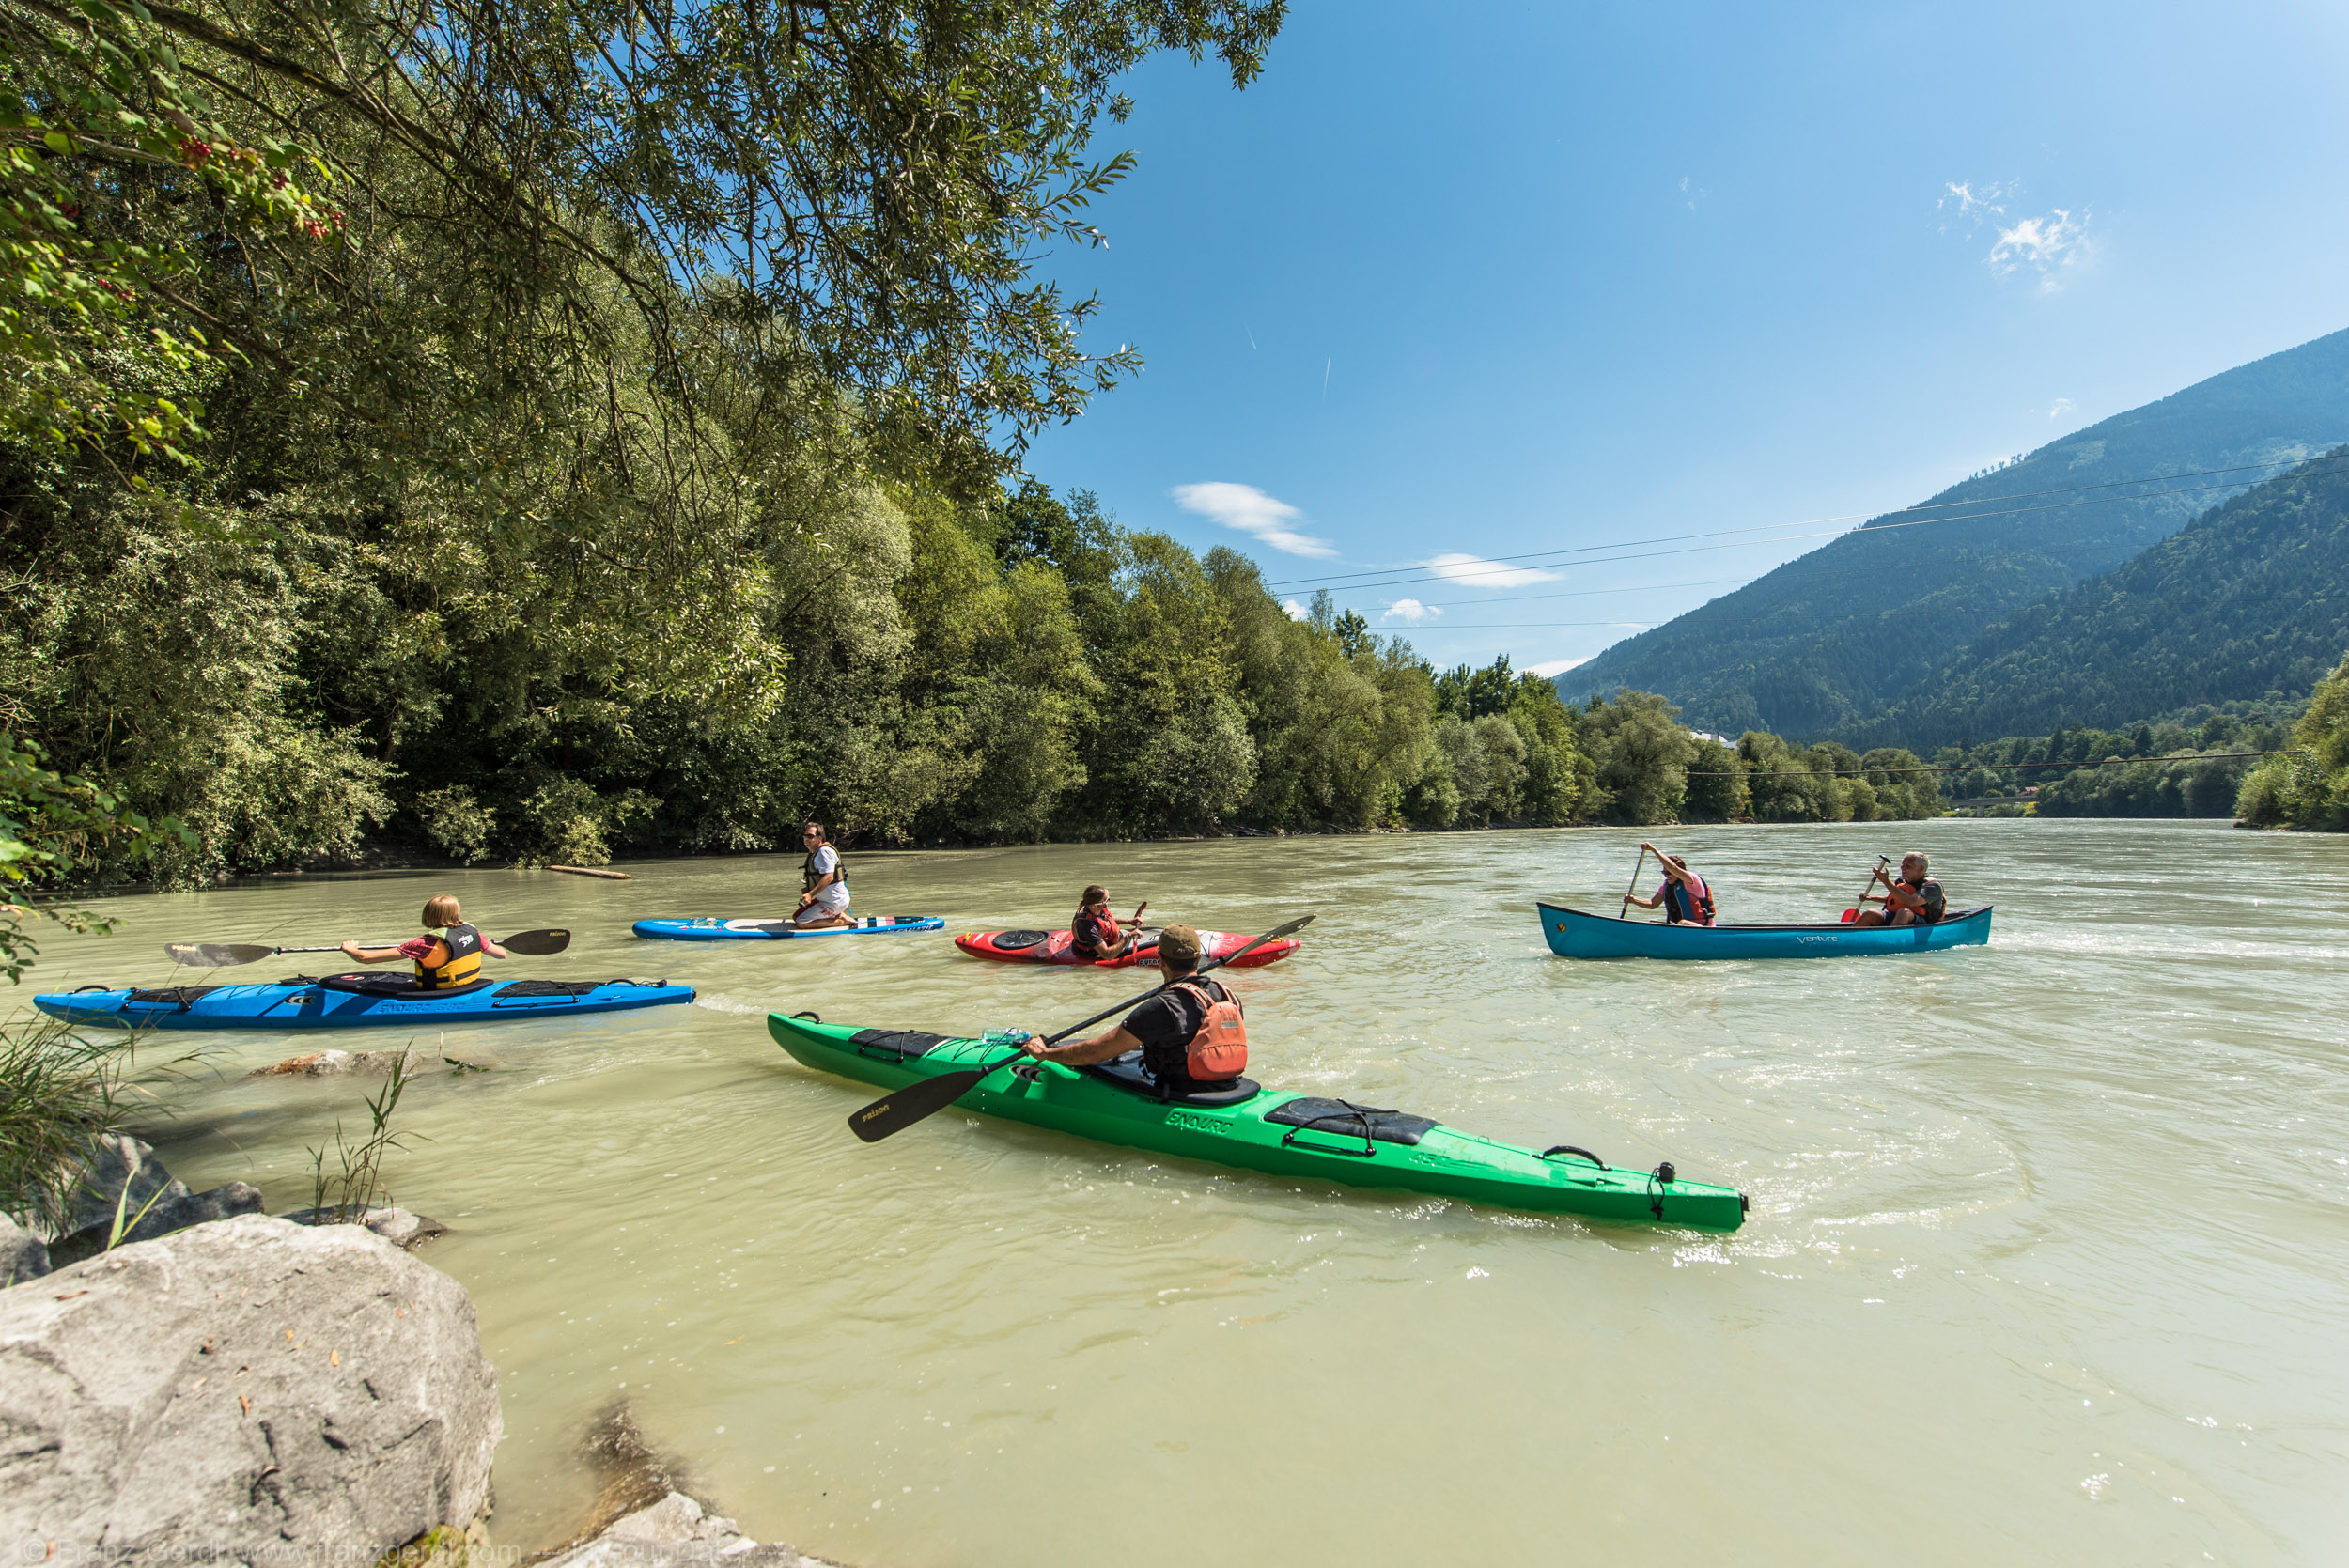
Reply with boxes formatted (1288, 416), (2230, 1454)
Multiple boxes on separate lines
(1528, 657), (1590, 678)
(2048, 397), (2077, 420)
(1424, 552), (1561, 589)
(1171, 481), (1336, 558)
(1281, 598), (1308, 620)
(1381, 598), (1440, 623)
(1938, 179), (2010, 231)
(1987, 208), (2092, 288)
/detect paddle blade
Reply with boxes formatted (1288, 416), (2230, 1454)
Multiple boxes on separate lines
(1839, 909), (1856, 924)
(164, 942), (277, 969)
(497, 927), (572, 956)
(848, 1065), (993, 1142)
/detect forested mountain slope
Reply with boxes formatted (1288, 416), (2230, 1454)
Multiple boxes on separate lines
(1562, 327), (2349, 737)
(1843, 451), (2349, 749)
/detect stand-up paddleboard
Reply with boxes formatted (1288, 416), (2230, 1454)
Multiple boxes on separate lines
(632, 915), (946, 942)
(955, 927), (1300, 968)
(35, 974), (693, 1031)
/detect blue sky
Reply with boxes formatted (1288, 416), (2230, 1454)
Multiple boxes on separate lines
(1019, 0), (2349, 676)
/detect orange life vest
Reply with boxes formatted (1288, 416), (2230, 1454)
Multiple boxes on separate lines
(1168, 978), (1248, 1081)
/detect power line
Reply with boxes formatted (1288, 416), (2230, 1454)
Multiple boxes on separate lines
(1267, 449), (2349, 595)
(1682, 750), (2296, 778)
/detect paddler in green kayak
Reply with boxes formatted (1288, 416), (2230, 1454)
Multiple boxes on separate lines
(794, 821), (851, 929)
(339, 895), (511, 988)
(1019, 924), (1249, 1092)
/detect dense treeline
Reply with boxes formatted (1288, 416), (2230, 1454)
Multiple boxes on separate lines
(2238, 651), (2349, 830)
(1929, 702), (2302, 819)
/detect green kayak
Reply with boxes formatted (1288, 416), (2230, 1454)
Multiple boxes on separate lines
(767, 1013), (1747, 1230)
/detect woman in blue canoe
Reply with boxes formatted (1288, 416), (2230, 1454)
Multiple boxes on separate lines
(1622, 843), (1718, 925)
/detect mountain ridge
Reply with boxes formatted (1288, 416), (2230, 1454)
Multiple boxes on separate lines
(1560, 326), (2349, 737)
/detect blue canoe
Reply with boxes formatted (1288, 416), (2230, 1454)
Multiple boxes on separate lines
(34, 974), (694, 1031)
(631, 915), (945, 941)
(1537, 901), (1993, 960)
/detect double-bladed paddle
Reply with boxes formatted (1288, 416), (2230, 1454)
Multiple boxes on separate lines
(846, 914), (1315, 1144)
(163, 928), (574, 968)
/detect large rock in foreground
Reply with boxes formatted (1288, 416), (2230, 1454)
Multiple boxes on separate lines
(0, 1213), (499, 1558)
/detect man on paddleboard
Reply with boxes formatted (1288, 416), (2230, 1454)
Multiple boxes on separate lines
(1853, 852), (1944, 926)
(1623, 843), (1717, 925)
(1070, 884), (1143, 960)
(795, 822), (851, 928)
(1018, 924), (1247, 1094)
(340, 895), (511, 987)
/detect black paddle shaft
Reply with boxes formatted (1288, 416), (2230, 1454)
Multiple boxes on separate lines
(845, 914), (1315, 1144)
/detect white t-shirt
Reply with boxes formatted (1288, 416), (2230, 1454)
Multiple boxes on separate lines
(806, 845), (848, 910)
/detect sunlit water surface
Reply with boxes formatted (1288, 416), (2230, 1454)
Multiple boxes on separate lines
(15, 819), (2347, 1565)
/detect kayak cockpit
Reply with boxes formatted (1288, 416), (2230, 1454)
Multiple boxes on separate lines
(1078, 1050), (1263, 1107)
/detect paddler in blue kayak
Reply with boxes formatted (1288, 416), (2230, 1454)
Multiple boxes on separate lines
(1622, 843), (1717, 925)
(1070, 884), (1144, 961)
(794, 821), (852, 928)
(1019, 924), (1248, 1093)
(340, 895), (511, 988)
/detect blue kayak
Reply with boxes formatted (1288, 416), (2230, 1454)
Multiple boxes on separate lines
(34, 974), (694, 1031)
(1537, 901), (1993, 960)
(632, 915), (945, 941)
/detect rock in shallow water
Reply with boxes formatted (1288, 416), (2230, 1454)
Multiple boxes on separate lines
(537, 1491), (846, 1568)
(0, 1212), (499, 1557)
(281, 1205), (449, 1250)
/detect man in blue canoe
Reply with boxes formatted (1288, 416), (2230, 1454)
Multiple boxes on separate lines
(794, 822), (851, 928)
(1854, 852), (1945, 926)
(1622, 843), (1717, 925)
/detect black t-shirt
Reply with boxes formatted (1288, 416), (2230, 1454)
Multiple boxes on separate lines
(1123, 976), (1237, 1085)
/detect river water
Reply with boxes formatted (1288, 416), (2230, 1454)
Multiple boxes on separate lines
(14, 819), (2347, 1564)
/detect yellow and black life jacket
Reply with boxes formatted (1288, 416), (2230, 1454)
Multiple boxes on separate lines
(413, 924), (484, 990)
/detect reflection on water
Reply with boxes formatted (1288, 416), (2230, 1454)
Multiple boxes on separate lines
(15, 819), (2348, 1564)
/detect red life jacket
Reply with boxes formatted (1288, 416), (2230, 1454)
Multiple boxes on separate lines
(1072, 908), (1121, 949)
(1168, 979), (1248, 1081)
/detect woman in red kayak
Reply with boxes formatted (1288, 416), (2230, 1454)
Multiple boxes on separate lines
(1071, 885), (1144, 961)
(1622, 843), (1717, 925)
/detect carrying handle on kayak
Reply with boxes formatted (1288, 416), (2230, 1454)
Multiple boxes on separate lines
(1280, 1119), (1379, 1158)
(1540, 1144), (1606, 1168)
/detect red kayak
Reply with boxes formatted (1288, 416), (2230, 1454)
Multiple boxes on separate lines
(955, 927), (1301, 969)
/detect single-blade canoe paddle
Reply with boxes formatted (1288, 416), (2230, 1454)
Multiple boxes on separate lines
(163, 928), (573, 968)
(846, 914), (1315, 1144)
(1840, 857), (1890, 923)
